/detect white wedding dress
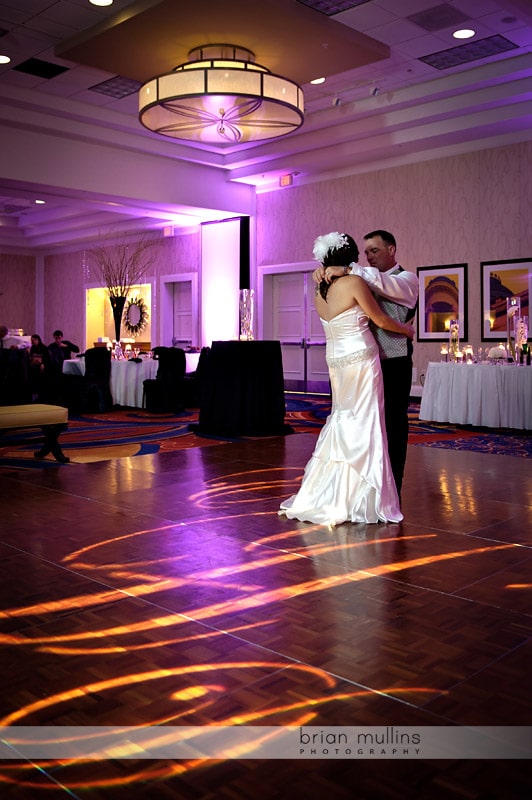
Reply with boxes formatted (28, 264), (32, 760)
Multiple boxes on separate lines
(280, 306), (402, 526)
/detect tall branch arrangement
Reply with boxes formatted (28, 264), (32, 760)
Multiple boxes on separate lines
(88, 235), (159, 298)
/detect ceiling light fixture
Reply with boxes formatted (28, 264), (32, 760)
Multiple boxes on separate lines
(89, 0), (114, 7)
(453, 29), (475, 39)
(138, 44), (304, 146)
(0, 55), (11, 64)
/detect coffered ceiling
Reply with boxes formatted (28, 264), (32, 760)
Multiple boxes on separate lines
(0, 0), (531, 250)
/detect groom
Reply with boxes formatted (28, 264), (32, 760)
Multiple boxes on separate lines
(313, 229), (418, 497)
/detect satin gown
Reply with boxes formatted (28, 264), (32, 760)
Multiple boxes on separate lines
(279, 306), (402, 526)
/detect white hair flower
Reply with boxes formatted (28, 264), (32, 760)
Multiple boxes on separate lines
(312, 232), (349, 262)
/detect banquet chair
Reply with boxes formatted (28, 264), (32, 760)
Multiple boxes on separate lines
(83, 347), (113, 412)
(183, 346), (211, 408)
(0, 348), (31, 406)
(61, 348), (113, 414)
(142, 347), (186, 413)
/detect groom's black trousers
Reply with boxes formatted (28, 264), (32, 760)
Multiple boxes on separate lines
(380, 355), (413, 496)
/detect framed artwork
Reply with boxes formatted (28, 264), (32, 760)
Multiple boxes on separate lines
(481, 259), (531, 340)
(416, 264), (468, 341)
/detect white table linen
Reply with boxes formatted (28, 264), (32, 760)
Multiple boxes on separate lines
(185, 352), (200, 373)
(63, 358), (158, 408)
(419, 362), (532, 430)
(2, 334), (31, 349)
(63, 352), (201, 408)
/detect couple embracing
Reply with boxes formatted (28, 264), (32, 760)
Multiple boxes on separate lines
(279, 230), (418, 527)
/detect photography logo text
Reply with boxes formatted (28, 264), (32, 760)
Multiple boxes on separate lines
(299, 726), (422, 758)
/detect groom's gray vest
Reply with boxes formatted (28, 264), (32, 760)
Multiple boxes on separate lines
(370, 267), (416, 360)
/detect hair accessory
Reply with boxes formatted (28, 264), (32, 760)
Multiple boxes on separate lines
(312, 232), (349, 262)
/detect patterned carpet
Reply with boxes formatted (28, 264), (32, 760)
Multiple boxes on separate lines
(0, 393), (530, 469)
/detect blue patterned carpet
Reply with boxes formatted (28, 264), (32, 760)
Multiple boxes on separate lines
(0, 394), (529, 470)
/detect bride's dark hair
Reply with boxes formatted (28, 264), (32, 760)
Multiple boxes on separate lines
(314, 233), (359, 300)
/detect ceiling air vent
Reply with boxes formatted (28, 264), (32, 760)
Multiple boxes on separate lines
(408, 4), (471, 33)
(296, 0), (371, 16)
(13, 58), (68, 79)
(1, 204), (28, 214)
(89, 76), (142, 99)
(420, 35), (517, 70)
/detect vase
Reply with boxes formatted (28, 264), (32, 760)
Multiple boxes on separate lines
(239, 289), (254, 340)
(110, 295), (127, 343)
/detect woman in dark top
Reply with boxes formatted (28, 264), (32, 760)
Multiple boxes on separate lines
(28, 334), (51, 401)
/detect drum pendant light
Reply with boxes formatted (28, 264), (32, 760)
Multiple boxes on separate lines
(139, 44), (304, 146)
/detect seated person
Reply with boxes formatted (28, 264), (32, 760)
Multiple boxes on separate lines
(48, 329), (80, 372)
(28, 334), (52, 402)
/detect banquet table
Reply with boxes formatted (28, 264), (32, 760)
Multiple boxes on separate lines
(63, 352), (201, 408)
(63, 357), (157, 408)
(419, 361), (532, 430)
(197, 340), (288, 436)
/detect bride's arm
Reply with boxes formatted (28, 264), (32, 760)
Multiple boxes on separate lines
(350, 276), (414, 339)
(350, 264), (418, 307)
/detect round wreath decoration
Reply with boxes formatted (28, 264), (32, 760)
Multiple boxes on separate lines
(124, 296), (149, 336)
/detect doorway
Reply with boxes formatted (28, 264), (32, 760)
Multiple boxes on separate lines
(85, 283), (152, 348)
(159, 273), (199, 348)
(262, 269), (329, 394)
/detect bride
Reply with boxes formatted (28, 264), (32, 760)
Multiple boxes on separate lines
(279, 231), (414, 527)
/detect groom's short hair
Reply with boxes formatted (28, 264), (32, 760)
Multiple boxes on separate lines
(364, 230), (396, 248)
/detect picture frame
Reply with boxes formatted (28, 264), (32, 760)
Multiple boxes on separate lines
(481, 259), (531, 340)
(416, 264), (468, 341)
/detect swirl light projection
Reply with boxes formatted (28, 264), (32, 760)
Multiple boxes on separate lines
(139, 45), (304, 146)
(0, 468), (519, 790)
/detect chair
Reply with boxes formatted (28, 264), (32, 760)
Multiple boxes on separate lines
(61, 348), (113, 414)
(183, 346), (211, 408)
(83, 347), (113, 412)
(143, 347), (186, 413)
(0, 348), (31, 406)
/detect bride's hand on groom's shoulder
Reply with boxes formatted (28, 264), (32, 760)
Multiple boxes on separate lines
(312, 265), (325, 283)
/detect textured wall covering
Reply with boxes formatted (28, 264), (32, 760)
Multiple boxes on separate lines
(0, 142), (530, 381)
(256, 141), (532, 380)
(150, 232), (200, 280)
(42, 233), (201, 349)
(0, 254), (36, 336)
(43, 251), (86, 347)
(0, 232), (201, 350)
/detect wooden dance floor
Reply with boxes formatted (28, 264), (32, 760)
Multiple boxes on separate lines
(0, 433), (530, 798)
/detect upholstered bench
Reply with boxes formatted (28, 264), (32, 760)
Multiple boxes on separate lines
(0, 404), (70, 463)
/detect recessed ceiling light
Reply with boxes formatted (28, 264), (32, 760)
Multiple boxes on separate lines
(453, 29), (475, 40)
(89, 0), (113, 7)
(0, 55), (11, 64)
(310, 77), (326, 84)
(34, 199), (46, 205)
